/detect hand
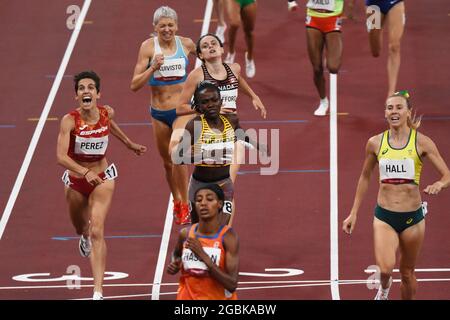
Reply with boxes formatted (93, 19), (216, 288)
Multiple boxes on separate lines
(151, 54), (164, 71)
(129, 142), (147, 156)
(167, 257), (181, 275)
(85, 170), (104, 186)
(252, 96), (267, 119)
(185, 237), (209, 263)
(342, 214), (357, 235)
(423, 181), (444, 195)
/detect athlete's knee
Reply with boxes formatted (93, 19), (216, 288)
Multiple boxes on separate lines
(327, 63), (340, 74)
(400, 267), (415, 283)
(90, 223), (104, 242)
(229, 20), (240, 30)
(388, 41), (401, 54)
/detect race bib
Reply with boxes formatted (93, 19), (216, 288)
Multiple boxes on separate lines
(307, 0), (335, 12)
(220, 88), (238, 109)
(182, 247), (222, 274)
(61, 170), (71, 186)
(379, 158), (415, 182)
(200, 141), (234, 164)
(421, 201), (428, 217)
(74, 136), (108, 155)
(153, 58), (186, 80)
(104, 163), (118, 180)
(223, 200), (233, 215)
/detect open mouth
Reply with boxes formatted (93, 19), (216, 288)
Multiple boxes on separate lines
(82, 96), (92, 105)
(390, 116), (400, 122)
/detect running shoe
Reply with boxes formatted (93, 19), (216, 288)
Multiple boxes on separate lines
(374, 277), (393, 300)
(314, 97), (329, 116)
(224, 52), (235, 64)
(288, 1), (298, 11)
(173, 200), (181, 225)
(215, 24), (227, 44)
(179, 203), (191, 225)
(79, 235), (91, 258)
(245, 52), (256, 78)
(93, 292), (104, 300)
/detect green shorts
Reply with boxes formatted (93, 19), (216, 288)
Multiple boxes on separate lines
(235, 0), (256, 9)
(374, 204), (426, 233)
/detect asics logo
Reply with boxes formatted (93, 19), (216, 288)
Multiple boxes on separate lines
(382, 148), (389, 155)
(406, 218), (413, 225)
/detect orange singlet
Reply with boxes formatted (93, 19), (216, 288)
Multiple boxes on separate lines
(177, 223), (237, 300)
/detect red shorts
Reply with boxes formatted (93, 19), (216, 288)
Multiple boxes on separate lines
(62, 163), (118, 197)
(306, 15), (343, 33)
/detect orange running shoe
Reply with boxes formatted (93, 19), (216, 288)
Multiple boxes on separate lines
(173, 200), (181, 225)
(179, 203), (191, 225)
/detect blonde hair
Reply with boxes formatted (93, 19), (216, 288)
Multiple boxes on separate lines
(388, 91), (422, 130)
(153, 6), (178, 26)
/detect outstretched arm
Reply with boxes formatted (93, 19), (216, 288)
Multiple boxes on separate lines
(419, 134), (450, 195)
(106, 106), (147, 155)
(232, 118), (267, 155)
(237, 70), (267, 119)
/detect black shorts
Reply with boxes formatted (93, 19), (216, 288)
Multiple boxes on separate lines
(374, 204), (426, 233)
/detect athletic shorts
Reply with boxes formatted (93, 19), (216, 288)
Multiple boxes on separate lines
(150, 106), (177, 128)
(366, 0), (403, 15)
(234, 0), (256, 9)
(62, 163), (118, 197)
(374, 203), (427, 233)
(188, 175), (234, 223)
(306, 15), (342, 34)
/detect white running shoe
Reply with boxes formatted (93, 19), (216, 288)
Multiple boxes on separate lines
(288, 1), (298, 12)
(78, 235), (91, 258)
(245, 52), (255, 78)
(93, 291), (104, 300)
(215, 24), (227, 44)
(374, 277), (392, 300)
(314, 97), (329, 116)
(224, 52), (235, 64)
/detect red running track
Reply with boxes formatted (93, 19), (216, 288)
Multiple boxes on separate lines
(0, 0), (449, 300)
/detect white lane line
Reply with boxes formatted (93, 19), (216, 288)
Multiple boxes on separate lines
(195, 0), (214, 68)
(72, 278), (450, 299)
(365, 268), (450, 273)
(329, 73), (340, 300)
(151, 195), (174, 300)
(150, 0), (214, 300)
(0, 0), (92, 240)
